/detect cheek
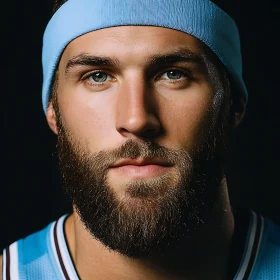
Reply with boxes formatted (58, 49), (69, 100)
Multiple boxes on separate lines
(58, 88), (115, 148)
(161, 93), (212, 149)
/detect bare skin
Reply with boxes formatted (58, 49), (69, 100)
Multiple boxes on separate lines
(1, 26), (245, 280)
(46, 26), (245, 280)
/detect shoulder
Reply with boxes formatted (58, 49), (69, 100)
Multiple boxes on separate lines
(259, 217), (280, 258)
(232, 209), (280, 280)
(259, 217), (280, 256)
(250, 215), (280, 279)
(2, 214), (70, 280)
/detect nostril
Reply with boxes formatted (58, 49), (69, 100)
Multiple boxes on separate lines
(115, 84), (161, 138)
(116, 114), (162, 138)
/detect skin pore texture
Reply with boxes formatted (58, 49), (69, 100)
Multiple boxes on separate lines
(47, 26), (245, 280)
(0, 26), (245, 280)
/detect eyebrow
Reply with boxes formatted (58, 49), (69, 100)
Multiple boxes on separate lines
(148, 48), (204, 67)
(65, 54), (120, 74)
(65, 48), (204, 74)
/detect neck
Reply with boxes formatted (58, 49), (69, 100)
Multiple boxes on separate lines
(65, 177), (234, 280)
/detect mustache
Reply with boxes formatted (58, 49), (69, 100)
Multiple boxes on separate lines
(69, 139), (192, 172)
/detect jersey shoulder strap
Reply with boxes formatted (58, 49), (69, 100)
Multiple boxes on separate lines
(233, 210), (280, 280)
(249, 216), (280, 280)
(2, 214), (74, 280)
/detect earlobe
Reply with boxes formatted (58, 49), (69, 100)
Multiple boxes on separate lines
(231, 97), (247, 128)
(46, 102), (58, 135)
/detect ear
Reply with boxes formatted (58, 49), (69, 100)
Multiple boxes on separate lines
(231, 96), (247, 128)
(46, 101), (58, 135)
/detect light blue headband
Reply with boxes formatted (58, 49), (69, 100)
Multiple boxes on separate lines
(42, 0), (247, 114)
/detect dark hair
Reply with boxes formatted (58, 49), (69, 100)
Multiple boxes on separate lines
(52, 0), (67, 14)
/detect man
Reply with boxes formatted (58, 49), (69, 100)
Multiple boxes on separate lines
(1, 0), (279, 279)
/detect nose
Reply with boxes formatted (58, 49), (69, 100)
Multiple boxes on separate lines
(115, 76), (161, 139)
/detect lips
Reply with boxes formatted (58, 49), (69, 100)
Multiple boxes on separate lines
(109, 158), (173, 178)
(110, 158), (173, 168)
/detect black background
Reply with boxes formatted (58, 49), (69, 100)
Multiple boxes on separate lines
(1, 1), (280, 251)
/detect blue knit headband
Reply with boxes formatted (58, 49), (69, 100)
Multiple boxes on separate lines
(42, 0), (247, 113)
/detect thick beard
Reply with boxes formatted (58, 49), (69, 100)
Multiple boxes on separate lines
(55, 120), (227, 258)
(50, 48), (230, 258)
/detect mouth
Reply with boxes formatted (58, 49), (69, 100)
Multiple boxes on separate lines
(109, 158), (173, 178)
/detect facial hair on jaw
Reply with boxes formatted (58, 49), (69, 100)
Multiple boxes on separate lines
(50, 46), (230, 258)
(55, 115), (226, 259)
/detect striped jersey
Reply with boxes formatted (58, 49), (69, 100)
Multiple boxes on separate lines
(2, 210), (280, 279)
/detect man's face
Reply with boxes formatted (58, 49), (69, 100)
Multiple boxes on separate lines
(50, 26), (230, 258)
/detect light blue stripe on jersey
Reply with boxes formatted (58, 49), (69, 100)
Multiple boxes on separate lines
(3, 210), (280, 279)
(248, 219), (280, 280)
(16, 218), (66, 279)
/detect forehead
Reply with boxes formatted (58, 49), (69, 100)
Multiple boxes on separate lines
(61, 26), (212, 65)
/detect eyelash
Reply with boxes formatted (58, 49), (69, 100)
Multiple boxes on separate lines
(81, 70), (115, 87)
(81, 68), (194, 87)
(156, 68), (194, 83)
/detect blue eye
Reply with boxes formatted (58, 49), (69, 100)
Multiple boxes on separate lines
(162, 70), (184, 80)
(90, 72), (110, 82)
